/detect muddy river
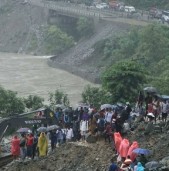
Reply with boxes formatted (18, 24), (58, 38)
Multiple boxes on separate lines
(0, 52), (99, 106)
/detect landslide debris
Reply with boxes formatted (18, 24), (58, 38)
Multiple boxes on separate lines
(3, 141), (113, 171)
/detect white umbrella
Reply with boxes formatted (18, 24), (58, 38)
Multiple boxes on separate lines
(144, 87), (158, 93)
(100, 104), (113, 110)
(145, 161), (159, 170)
(147, 113), (155, 118)
(16, 128), (31, 133)
(37, 127), (47, 132)
(47, 125), (59, 131)
(55, 104), (66, 109)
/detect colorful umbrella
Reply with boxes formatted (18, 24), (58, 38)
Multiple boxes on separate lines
(133, 148), (151, 155)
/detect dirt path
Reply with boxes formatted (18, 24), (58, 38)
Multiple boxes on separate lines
(0, 52), (99, 106)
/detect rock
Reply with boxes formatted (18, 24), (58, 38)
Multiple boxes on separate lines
(154, 126), (162, 133)
(86, 135), (97, 143)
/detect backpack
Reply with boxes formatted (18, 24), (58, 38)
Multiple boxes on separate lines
(99, 118), (105, 128)
(19, 139), (26, 147)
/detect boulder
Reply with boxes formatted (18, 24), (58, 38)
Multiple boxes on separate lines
(86, 134), (97, 143)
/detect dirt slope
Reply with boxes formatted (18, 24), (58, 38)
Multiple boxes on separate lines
(3, 141), (113, 171)
(0, 0), (47, 53)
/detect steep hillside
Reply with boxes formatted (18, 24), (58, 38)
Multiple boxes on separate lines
(0, 0), (47, 53)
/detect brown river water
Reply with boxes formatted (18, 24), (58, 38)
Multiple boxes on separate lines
(0, 52), (99, 106)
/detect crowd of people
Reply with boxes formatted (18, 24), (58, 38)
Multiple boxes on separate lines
(10, 91), (169, 170)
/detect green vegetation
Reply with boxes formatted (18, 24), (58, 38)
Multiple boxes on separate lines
(102, 60), (147, 103)
(28, 33), (38, 52)
(82, 24), (169, 106)
(43, 25), (74, 55)
(0, 4), (12, 14)
(82, 85), (112, 108)
(48, 90), (70, 108)
(81, 0), (93, 6)
(122, 0), (169, 9)
(77, 17), (95, 37)
(0, 86), (69, 117)
(0, 86), (25, 116)
(23, 95), (44, 110)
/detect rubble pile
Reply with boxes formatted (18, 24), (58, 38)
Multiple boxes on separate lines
(3, 141), (113, 171)
(2, 121), (169, 171)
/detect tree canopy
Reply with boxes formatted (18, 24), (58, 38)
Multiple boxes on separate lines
(43, 25), (74, 55)
(86, 24), (169, 104)
(101, 60), (147, 103)
(82, 85), (112, 108)
(23, 95), (44, 110)
(48, 90), (70, 109)
(77, 17), (95, 37)
(0, 86), (25, 116)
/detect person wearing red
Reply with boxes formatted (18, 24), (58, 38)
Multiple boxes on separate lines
(11, 135), (20, 160)
(26, 133), (34, 158)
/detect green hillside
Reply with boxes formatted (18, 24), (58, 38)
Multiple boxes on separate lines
(92, 24), (169, 96)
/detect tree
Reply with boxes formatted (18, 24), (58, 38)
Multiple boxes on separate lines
(77, 17), (95, 37)
(48, 90), (70, 108)
(122, 0), (169, 9)
(81, 0), (93, 6)
(0, 86), (25, 116)
(43, 25), (74, 54)
(136, 24), (169, 66)
(23, 95), (44, 110)
(101, 60), (147, 103)
(81, 85), (112, 108)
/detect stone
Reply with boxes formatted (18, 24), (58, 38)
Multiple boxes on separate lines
(86, 135), (97, 143)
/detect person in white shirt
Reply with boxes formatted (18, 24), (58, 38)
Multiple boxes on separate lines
(105, 108), (113, 123)
(66, 127), (74, 142)
(80, 119), (89, 141)
(123, 121), (130, 134)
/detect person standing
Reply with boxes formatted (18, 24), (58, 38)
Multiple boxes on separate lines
(105, 108), (113, 123)
(56, 128), (64, 145)
(26, 133), (34, 159)
(80, 119), (89, 141)
(37, 132), (48, 157)
(161, 100), (169, 123)
(11, 135), (20, 160)
(108, 159), (118, 171)
(66, 126), (74, 142)
(32, 134), (38, 160)
(50, 131), (57, 151)
(20, 134), (27, 161)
